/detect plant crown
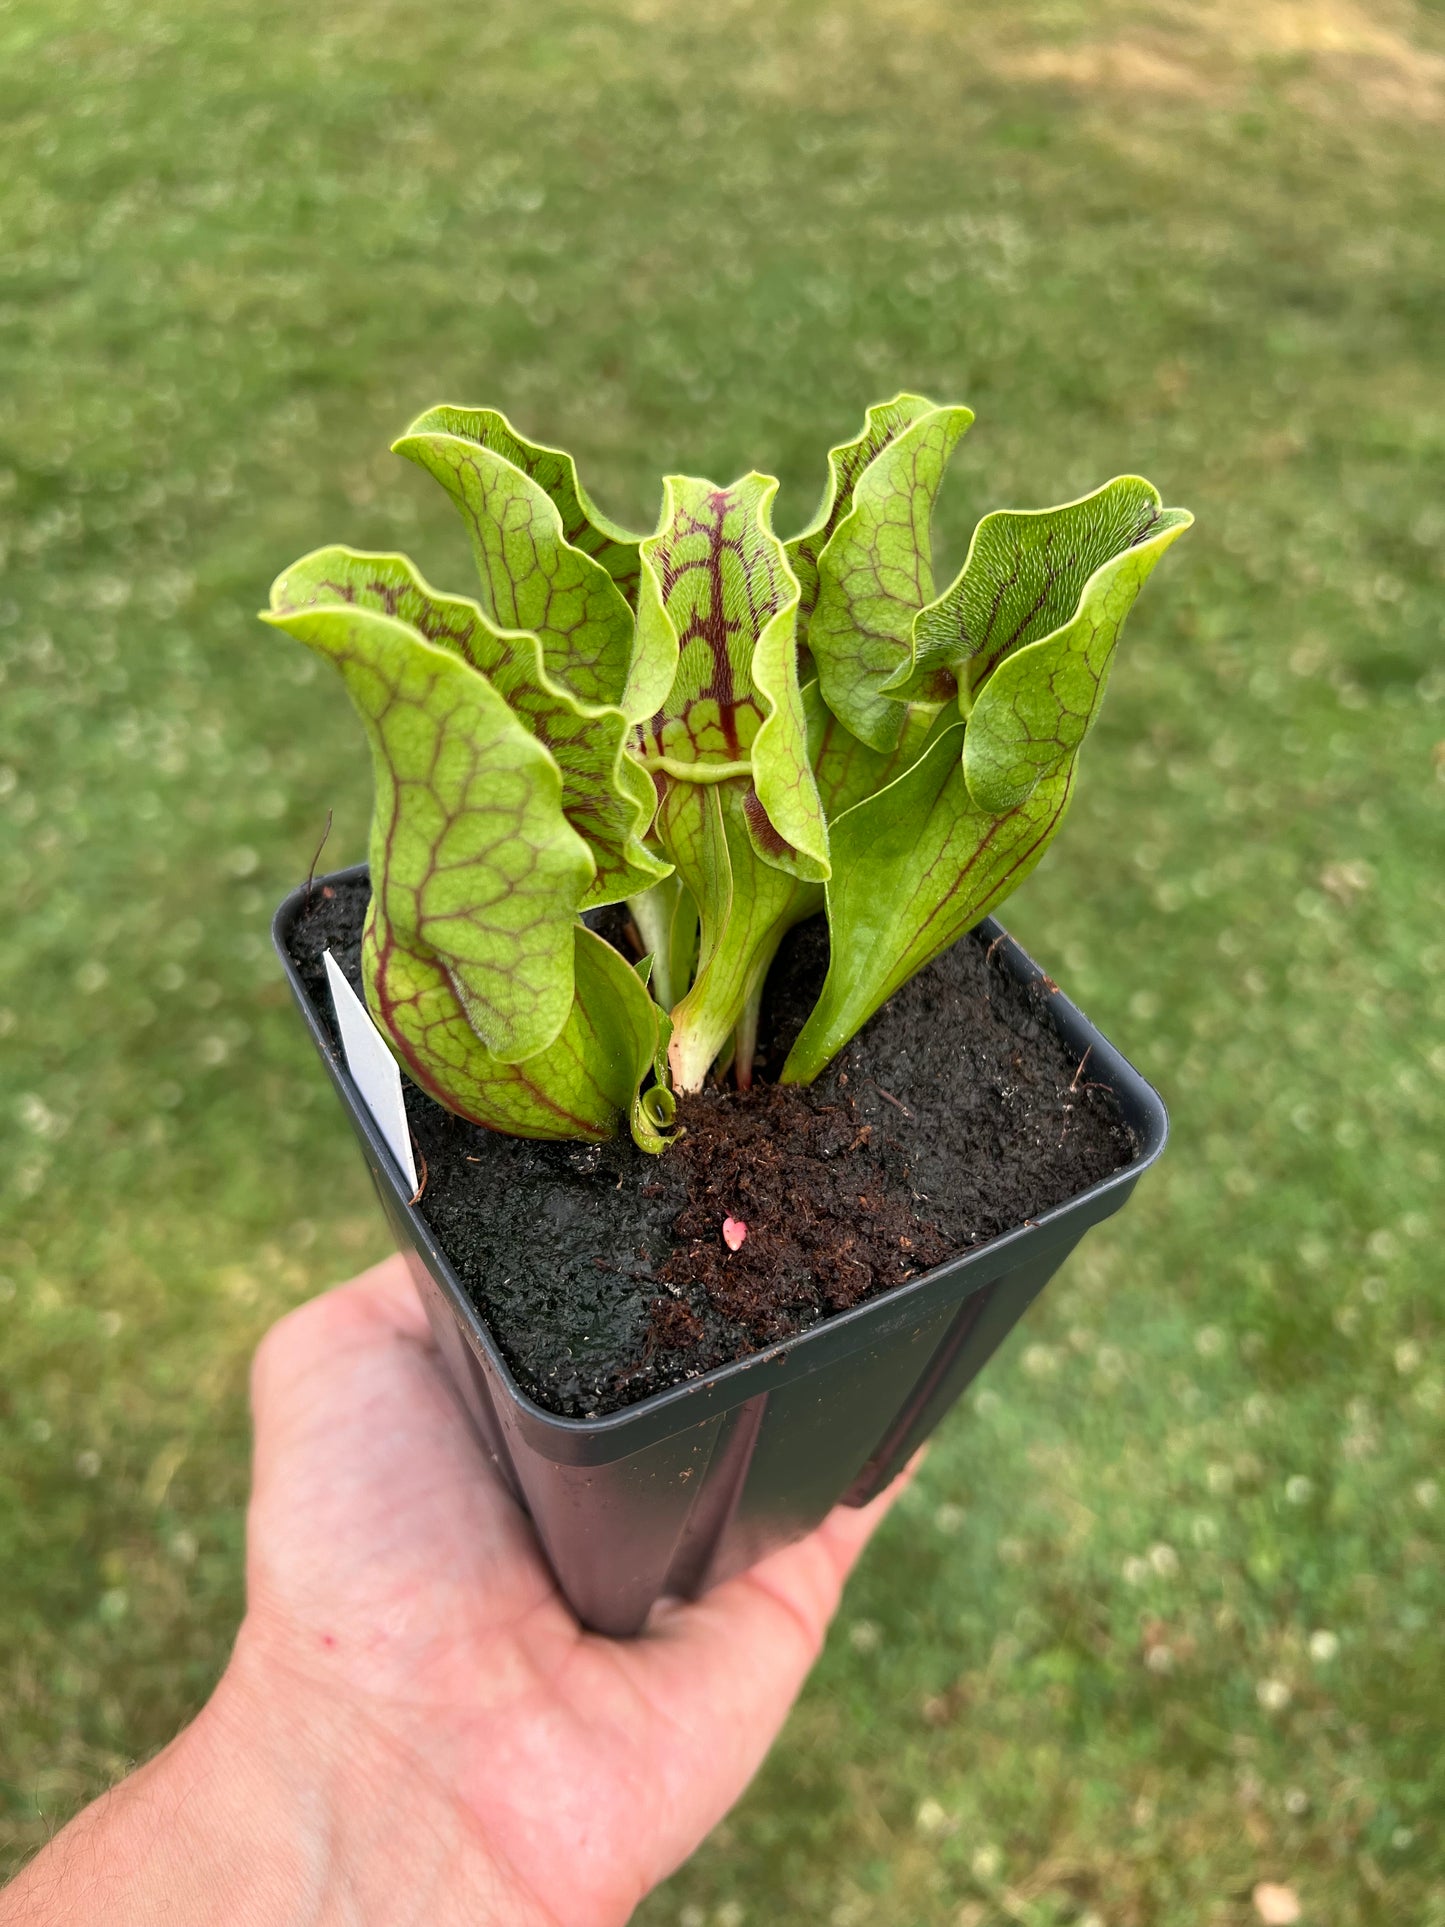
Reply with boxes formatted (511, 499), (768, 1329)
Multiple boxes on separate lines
(265, 398), (1190, 1151)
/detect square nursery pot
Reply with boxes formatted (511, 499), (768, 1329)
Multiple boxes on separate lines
(274, 867), (1167, 1636)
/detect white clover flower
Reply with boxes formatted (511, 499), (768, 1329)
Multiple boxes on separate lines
(224, 844), (260, 878)
(915, 1797), (951, 1837)
(1252, 1881), (1301, 1924)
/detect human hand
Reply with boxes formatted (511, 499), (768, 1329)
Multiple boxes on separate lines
(3, 1255), (909, 1926)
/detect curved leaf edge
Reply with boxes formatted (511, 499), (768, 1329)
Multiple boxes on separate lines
(261, 589), (593, 1064)
(883, 475), (1193, 704)
(639, 471), (829, 882)
(396, 401), (647, 590)
(265, 543), (672, 909)
(807, 403), (976, 753)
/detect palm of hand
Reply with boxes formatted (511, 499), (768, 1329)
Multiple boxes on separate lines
(238, 1256), (901, 1927)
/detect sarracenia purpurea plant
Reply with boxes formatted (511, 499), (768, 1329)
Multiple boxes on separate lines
(265, 398), (1191, 1153)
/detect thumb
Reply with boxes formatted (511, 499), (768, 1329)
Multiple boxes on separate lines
(595, 1456), (922, 1870)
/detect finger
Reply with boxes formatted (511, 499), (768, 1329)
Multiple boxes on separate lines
(249, 1253), (484, 1493)
(329, 1249), (435, 1341)
(248, 1258), (448, 1512)
(652, 1449), (922, 1666)
(251, 1252), (431, 1406)
(244, 1255), (558, 1631)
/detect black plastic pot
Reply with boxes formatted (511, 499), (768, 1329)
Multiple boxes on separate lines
(273, 868), (1167, 1636)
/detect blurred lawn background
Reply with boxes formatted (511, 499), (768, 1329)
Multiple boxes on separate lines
(2, 0), (1442, 1919)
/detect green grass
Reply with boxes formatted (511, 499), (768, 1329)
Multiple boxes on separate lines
(2, 0), (1442, 1918)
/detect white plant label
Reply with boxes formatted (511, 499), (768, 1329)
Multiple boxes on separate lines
(323, 950), (419, 1194)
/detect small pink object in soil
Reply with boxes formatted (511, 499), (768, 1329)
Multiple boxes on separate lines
(722, 1217), (748, 1252)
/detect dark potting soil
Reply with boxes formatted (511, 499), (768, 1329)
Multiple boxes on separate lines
(287, 874), (1135, 1417)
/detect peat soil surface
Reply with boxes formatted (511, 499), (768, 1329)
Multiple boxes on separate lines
(287, 875), (1134, 1416)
